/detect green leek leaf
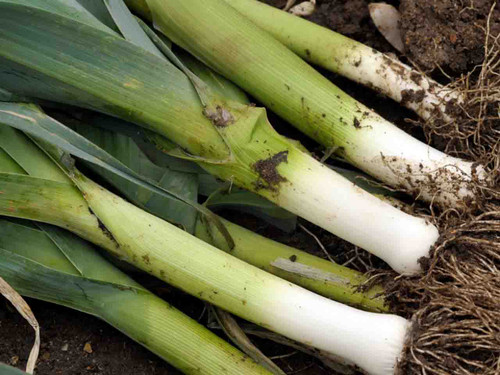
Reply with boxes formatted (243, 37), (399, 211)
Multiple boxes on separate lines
(0, 363), (27, 375)
(103, 0), (164, 58)
(0, 105), (203, 232)
(62, 110), (297, 232)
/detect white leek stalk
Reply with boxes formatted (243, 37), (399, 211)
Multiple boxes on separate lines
(76, 175), (414, 375)
(201, 136), (439, 274)
(269, 148), (439, 274)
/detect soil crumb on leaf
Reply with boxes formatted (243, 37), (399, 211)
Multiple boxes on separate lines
(203, 105), (234, 127)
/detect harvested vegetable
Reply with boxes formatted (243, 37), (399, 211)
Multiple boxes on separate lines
(0, 119), (409, 375)
(0, 220), (270, 375)
(0, 0), (439, 274)
(128, 0), (484, 206)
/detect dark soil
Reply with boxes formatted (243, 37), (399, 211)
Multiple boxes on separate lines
(263, 0), (400, 52)
(0, 298), (179, 375)
(2, 1), (493, 374)
(400, 0), (500, 73)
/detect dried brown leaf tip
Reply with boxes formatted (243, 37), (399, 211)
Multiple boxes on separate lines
(0, 277), (40, 374)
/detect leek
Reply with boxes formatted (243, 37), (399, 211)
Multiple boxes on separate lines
(71, 117), (387, 311)
(223, 0), (460, 123)
(196, 217), (387, 311)
(0, 126), (268, 374)
(0, 125), (409, 375)
(0, 1), (439, 274)
(0, 219), (270, 375)
(128, 0), (484, 207)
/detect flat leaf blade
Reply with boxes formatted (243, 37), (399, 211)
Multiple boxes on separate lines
(104, 0), (164, 58)
(0, 1), (222, 159)
(0, 123), (68, 182)
(61, 117), (199, 232)
(0, 103), (201, 231)
(0, 220), (78, 275)
(0, 0), (115, 35)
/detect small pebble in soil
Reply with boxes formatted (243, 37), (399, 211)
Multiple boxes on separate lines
(83, 342), (93, 354)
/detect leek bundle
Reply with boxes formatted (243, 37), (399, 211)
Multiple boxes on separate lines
(0, 0), (439, 274)
(126, 0), (484, 207)
(69, 113), (387, 312)
(0, 117), (409, 375)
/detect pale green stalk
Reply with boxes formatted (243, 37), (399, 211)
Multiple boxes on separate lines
(0, 220), (270, 375)
(127, 0), (482, 207)
(195, 217), (387, 312)
(223, 0), (461, 122)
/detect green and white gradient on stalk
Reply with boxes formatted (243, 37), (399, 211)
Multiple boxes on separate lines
(73, 174), (412, 375)
(224, 0), (460, 122)
(132, 0), (483, 207)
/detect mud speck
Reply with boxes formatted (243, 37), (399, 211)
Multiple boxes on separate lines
(141, 254), (151, 265)
(400, 89), (426, 106)
(253, 150), (289, 190)
(410, 71), (423, 85)
(203, 105), (234, 127)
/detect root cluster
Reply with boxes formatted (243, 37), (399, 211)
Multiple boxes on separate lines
(420, 4), (499, 177)
(393, 9), (500, 373)
(393, 209), (500, 374)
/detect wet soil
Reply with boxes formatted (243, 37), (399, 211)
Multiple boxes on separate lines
(1, 1), (490, 374)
